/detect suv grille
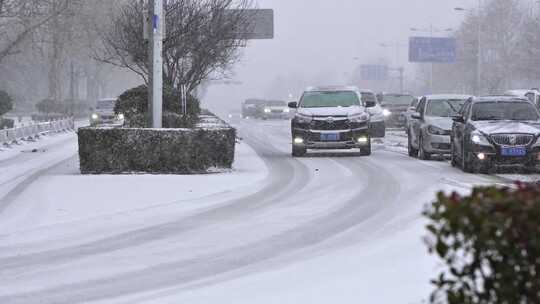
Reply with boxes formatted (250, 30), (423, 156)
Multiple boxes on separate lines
(490, 134), (534, 146)
(311, 118), (349, 130)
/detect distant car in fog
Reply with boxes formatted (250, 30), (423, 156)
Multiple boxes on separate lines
(377, 93), (416, 128)
(289, 86), (374, 157)
(505, 89), (540, 109)
(241, 99), (266, 119)
(260, 100), (291, 120)
(451, 96), (540, 173)
(90, 98), (124, 127)
(360, 89), (385, 138)
(407, 95), (470, 160)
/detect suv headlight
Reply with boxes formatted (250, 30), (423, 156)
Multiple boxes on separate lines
(533, 136), (540, 147)
(427, 125), (447, 135)
(283, 108), (290, 113)
(382, 109), (391, 117)
(295, 113), (313, 124)
(471, 131), (491, 146)
(91, 113), (99, 120)
(349, 113), (370, 123)
(264, 108), (271, 113)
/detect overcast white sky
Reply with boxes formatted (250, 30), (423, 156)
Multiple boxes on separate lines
(205, 0), (475, 113)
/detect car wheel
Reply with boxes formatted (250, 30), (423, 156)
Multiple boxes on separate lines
(461, 145), (474, 173)
(418, 136), (431, 160)
(450, 142), (458, 167)
(407, 131), (418, 158)
(359, 140), (372, 156)
(292, 145), (306, 157)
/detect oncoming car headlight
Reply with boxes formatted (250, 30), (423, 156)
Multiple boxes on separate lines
(117, 113), (125, 120)
(471, 132), (491, 146)
(382, 109), (392, 117)
(348, 113), (370, 123)
(91, 113), (99, 120)
(283, 108), (290, 113)
(264, 108), (271, 113)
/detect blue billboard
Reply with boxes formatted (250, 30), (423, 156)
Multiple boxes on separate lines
(409, 37), (457, 63)
(360, 65), (388, 81)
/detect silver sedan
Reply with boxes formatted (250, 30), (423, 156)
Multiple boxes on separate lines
(407, 95), (470, 160)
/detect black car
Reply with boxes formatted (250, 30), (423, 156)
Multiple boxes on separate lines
(377, 93), (416, 128)
(288, 86), (375, 157)
(451, 96), (540, 173)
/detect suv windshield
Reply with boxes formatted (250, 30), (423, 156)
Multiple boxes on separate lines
(425, 99), (466, 117)
(265, 100), (286, 107)
(472, 102), (540, 121)
(380, 94), (414, 105)
(300, 91), (360, 108)
(97, 99), (115, 109)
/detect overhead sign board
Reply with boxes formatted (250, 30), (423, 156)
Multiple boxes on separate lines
(227, 9), (274, 40)
(409, 37), (457, 63)
(360, 65), (388, 81)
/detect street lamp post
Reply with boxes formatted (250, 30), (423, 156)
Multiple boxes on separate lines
(410, 25), (453, 94)
(455, 0), (483, 95)
(379, 42), (407, 93)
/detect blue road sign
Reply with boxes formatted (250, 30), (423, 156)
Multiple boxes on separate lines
(409, 37), (457, 63)
(360, 65), (388, 81)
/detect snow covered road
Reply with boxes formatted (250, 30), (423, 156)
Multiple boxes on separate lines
(0, 120), (533, 304)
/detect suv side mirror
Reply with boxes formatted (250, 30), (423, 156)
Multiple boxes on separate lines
(452, 115), (465, 123)
(365, 100), (376, 108)
(411, 112), (421, 120)
(288, 102), (298, 109)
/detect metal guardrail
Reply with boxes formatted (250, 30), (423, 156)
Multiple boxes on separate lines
(0, 118), (75, 147)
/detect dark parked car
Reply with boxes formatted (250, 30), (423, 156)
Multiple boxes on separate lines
(378, 93), (416, 128)
(289, 86), (374, 157)
(451, 96), (540, 173)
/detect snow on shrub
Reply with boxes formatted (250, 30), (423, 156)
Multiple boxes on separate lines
(424, 183), (540, 304)
(115, 85), (200, 128)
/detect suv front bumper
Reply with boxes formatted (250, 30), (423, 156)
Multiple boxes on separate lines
(292, 127), (370, 150)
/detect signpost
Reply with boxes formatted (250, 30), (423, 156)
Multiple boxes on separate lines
(226, 9), (274, 40)
(408, 37), (457, 63)
(144, 4), (274, 128)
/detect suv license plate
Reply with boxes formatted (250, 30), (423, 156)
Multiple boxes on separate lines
(321, 133), (339, 141)
(501, 147), (527, 156)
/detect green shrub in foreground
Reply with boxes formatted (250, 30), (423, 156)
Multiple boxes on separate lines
(424, 183), (540, 304)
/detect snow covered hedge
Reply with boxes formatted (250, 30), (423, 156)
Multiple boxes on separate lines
(78, 115), (235, 174)
(424, 183), (540, 304)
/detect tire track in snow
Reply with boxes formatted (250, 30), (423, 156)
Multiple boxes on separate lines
(0, 125), (312, 275)
(0, 140), (401, 304)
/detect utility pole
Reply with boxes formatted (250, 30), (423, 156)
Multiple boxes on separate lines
(398, 67), (404, 94)
(148, 0), (163, 128)
(429, 24), (434, 94)
(476, 0), (482, 95)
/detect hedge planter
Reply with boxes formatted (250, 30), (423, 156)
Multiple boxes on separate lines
(78, 121), (236, 174)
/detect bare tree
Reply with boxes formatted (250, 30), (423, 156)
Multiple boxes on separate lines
(98, 0), (254, 94)
(0, 0), (69, 65)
